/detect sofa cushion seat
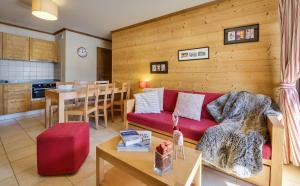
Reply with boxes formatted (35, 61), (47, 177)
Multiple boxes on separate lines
(127, 111), (272, 160)
(127, 111), (218, 141)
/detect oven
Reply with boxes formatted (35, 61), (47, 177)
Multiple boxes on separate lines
(32, 82), (56, 100)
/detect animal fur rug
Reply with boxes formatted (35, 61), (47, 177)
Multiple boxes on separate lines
(196, 91), (280, 178)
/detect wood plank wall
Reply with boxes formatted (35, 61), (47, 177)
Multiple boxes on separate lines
(112, 0), (280, 98)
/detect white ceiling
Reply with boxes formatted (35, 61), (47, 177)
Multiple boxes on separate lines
(0, 0), (214, 39)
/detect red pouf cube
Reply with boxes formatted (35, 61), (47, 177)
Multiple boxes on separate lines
(37, 122), (89, 176)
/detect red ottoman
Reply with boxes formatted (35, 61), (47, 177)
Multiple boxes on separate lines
(37, 122), (89, 176)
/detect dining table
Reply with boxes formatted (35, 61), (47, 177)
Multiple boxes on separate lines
(44, 87), (122, 128)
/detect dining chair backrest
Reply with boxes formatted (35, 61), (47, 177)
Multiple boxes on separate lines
(99, 83), (115, 106)
(79, 84), (99, 110)
(121, 82), (131, 100)
(75, 80), (93, 86)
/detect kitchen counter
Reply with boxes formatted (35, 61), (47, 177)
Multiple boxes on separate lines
(0, 79), (60, 84)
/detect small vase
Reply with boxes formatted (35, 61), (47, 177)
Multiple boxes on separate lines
(154, 151), (173, 176)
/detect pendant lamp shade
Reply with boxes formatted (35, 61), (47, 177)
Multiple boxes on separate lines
(32, 0), (58, 21)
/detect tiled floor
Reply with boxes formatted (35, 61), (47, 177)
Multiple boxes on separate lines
(0, 112), (299, 186)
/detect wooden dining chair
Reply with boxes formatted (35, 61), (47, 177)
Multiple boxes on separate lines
(64, 84), (99, 128)
(113, 82), (130, 121)
(97, 83), (115, 128)
(48, 81), (76, 127)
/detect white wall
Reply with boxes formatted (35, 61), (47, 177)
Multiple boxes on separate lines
(63, 31), (111, 81)
(0, 23), (55, 41)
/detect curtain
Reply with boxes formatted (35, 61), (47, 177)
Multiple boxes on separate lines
(279, 0), (300, 166)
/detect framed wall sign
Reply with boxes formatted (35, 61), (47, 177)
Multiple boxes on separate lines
(224, 24), (259, 45)
(178, 47), (209, 61)
(150, 61), (168, 74)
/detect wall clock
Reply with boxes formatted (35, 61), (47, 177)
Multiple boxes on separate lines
(77, 47), (88, 58)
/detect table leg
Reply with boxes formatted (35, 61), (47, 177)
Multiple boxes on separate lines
(194, 164), (202, 186)
(58, 95), (65, 123)
(45, 96), (51, 128)
(96, 151), (104, 186)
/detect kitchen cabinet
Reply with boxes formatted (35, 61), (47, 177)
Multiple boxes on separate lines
(3, 84), (31, 114)
(30, 38), (58, 62)
(2, 33), (30, 60)
(31, 100), (45, 110)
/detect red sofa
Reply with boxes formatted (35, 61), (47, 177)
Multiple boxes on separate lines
(124, 89), (283, 186)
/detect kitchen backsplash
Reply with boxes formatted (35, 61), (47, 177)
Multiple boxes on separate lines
(0, 60), (60, 80)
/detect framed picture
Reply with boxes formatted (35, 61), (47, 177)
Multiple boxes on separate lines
(224, 24), (259, 45)
(150, 61), (168, 74)
(178, 47), (209, 61)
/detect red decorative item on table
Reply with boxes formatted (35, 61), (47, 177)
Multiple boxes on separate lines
(154, 141), (173, 176)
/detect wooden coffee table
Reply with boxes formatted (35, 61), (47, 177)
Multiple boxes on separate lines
(96, 136), (202, 186)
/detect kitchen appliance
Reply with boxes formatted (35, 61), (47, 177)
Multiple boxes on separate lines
(32, 82), (56, 100)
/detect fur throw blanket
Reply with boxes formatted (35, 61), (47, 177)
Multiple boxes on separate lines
(196, 91), (280, 178)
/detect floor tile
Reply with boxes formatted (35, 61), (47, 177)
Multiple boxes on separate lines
(0, 143), (6, 156)
(15, 167), (45, 186)
(0, 163), (15, 182)
(2, 136), (35, 153)
(33, 177), (73, 186)
(17, 117), (44, 129)
(0, 154), (10, 166)
(66, 157), (96, 184)
(11, 154), (37, 174)
(0, 176), (19, 186)
(24, 126), (45, 142)
(7, 145), (36, 162)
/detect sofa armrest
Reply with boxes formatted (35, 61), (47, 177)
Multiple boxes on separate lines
(123, 99), (135, 129)
(267, 114), (284, 186)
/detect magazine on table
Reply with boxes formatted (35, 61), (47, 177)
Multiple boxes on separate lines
(119, 129), (141, 146)
(117, 131), (152, 152)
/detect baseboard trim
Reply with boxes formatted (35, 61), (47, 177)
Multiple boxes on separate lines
(0, 110), (44, 121)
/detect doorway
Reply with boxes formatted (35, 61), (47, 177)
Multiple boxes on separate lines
(97, 47), (112, 82)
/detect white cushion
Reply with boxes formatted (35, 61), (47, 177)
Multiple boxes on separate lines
(173, 92), (205, 121)
(134, 91), (161, 114)
(144, 87), (164, 111)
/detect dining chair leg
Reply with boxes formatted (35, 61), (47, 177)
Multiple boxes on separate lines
(111, 107), (114, 123)
(48, 107), (53, 128)
(120, 104), (124, 121)
(65, 112), (68, 122)
(95, 110), (99, 129)
(85, 113), (89, 123)
(104, 109), (108, 128)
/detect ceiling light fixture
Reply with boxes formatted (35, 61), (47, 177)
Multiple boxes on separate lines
(32, 0), (58, 21)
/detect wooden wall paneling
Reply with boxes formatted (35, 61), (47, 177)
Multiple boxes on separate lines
(0, 85), (3, 115)
(112, 0), (281, 98)
(0, 33), (2, 59)
(30, 38), (58, 62)
(2, 33), (29, 60)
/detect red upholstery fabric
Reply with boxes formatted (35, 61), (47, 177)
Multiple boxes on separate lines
(128, 111), (218, 141)
(263, 143), (272, 159)
(193, 91), (223, 120)
(127, 111), (272, 160)
(37, 122), (89, 176)
(163, 89), (179, 112)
